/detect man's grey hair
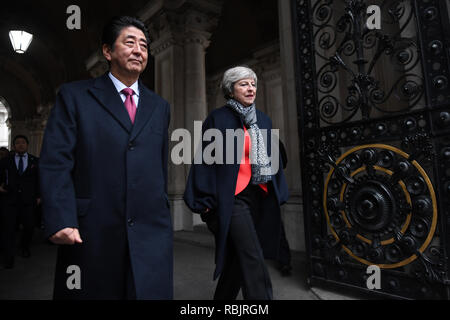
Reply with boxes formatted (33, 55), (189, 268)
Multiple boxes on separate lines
(221, 66), (258, 99)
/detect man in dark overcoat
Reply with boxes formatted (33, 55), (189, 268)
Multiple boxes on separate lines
(39, 16), (172, 299)
(0, 135), (40, 269)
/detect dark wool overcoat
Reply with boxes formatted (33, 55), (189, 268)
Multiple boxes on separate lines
(184, 106), (289, 279)
(39, 73), (172, 299)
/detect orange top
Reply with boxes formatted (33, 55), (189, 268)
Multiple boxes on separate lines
(235, 126), (268, 196)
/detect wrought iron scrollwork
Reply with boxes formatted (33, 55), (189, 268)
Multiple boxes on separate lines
(294, 0), (450, 299)
(322, 141), (441, 279)
(312, 0), (424, 125)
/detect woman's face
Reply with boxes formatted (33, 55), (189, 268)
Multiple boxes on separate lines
(232, 78), (257, 107)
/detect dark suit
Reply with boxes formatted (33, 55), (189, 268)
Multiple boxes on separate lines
(0, 153), (40, 265)
(39, 73), (172, 299)
(184, 106), (289, 298)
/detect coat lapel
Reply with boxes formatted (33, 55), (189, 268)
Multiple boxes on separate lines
(130, 82), (158, 141)
(88, 73), (133, 133)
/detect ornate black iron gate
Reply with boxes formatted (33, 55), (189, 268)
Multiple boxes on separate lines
(292, 0), (450, 299)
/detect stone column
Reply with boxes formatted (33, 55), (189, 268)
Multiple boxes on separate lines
(7, 114), (47, 156)
(253, 44), (283, 135)
(0, 108), (9, 147)
(1, 99), (50, 159)
(206, 74), (223, 113)
(26, 113), (48, 156)
(86, 52), (108, 78)
(8, 119), (27, 150)
(184, 30), (209, 134)
(144, 0), (222, 231)
(278, 0), (304, 251)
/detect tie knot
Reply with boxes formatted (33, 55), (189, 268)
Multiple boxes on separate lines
(121, 88), (134, 97)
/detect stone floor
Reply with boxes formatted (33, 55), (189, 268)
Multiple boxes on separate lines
(0, 226), (366, 300)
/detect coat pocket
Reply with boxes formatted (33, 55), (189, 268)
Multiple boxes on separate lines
(75, 198), (91, 217)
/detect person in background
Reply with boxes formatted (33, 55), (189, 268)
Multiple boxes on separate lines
(0, 136), (40, 269)
(0, 146), (8, 256)
(0, 147), (9, 160)
(184, 66), (289, 300)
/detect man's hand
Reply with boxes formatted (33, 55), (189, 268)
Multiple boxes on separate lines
(50, 228), (83, 245)
(0, 184), (7, 193)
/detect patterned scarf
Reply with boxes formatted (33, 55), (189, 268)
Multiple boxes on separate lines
(226, 99), (272, 184)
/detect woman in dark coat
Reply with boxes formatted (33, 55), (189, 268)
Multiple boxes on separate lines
(184, 66), (289, 300)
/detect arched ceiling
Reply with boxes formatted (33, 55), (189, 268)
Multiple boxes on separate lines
(1, 0), (279, 120)
(1, 0), (150, 120)
(206, 0), (279, 73)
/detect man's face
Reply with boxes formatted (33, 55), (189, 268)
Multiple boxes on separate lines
(14, 138), (28, 154)
(103, 26), (148, 77)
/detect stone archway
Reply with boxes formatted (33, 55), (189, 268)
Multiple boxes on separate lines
(0, 97), (12, 148)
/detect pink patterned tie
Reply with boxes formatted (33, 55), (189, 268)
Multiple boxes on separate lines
(121, 88), (137, 124)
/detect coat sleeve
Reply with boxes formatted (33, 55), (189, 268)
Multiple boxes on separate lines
(269, 118), (290, 206)
(274, 155), (290, 206)
(183, 115), (218, 214)
(0, 158), (7, 186)
(35, 157), (40, 199)
(39, 85), (79, 239)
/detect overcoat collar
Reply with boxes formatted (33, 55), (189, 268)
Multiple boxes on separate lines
(224, 105), (270, 131)
(88, 73), (158, 140)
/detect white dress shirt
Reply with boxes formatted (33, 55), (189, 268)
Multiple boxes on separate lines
(15, 152), (28, 171)
(108, 72), (140, 108)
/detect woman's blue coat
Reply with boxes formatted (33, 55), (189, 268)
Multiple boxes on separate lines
(184, 106), (289, 279)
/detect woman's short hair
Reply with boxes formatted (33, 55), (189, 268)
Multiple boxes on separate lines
(221, 66), (258, 99)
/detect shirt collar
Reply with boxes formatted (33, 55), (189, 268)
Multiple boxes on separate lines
(108, 72), (140, 98)
(15, 152), (28, 158)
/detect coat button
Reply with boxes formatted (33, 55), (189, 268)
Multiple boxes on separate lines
(128, 219), (134, 227)
(128, 142), (135, 150)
